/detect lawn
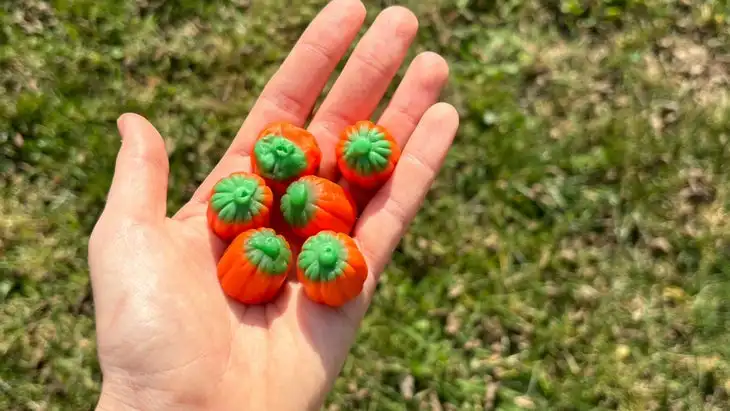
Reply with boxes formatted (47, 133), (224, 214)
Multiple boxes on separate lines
(3, 0), (730, 409)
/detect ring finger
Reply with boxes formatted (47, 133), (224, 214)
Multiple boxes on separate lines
(307, 5), (420, 180)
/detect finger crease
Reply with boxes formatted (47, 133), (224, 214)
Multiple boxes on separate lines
(383, 103), (419, 132)
(259, 86), (311, 119)
(226, 142), (254, 161)
(316, 111), (363, 138)
(359, 246), (380, 276)
(417, 68), (448, 93)
(403, 151), (438, 179)
(351, 50), (394, 80)
(383, 195), (410, 223)
(298, 39), (338, 66)
(123, 151), (169, 176)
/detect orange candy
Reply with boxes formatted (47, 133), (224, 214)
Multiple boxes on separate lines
(279, 175), (357, 238)
(206, 172), (273, 241)
(251, 121), (321, 194)
(209, 121), (385, 307)
(335, 120), (400, 189)
(296, 231), (368, 307)
(217, 228), (292, 305)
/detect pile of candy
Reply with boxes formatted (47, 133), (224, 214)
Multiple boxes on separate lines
(206, 121), (400, 307)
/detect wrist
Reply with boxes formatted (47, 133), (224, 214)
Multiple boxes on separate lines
(96, 388), (141, 411)
(95, 382), (199, 411)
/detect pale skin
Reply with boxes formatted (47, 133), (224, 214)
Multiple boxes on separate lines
(89, 1), (459, 410)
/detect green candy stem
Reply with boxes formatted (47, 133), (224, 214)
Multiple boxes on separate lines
(233, 186), (253, 205)
(280, 180), (316, 227)
(245, 229), (291, 275)
(254, 135), (307, 180)
(275, 142), (294, 157)
(342, 127), (392, 175)
(211, 175), (263, 223)
(287, 183), (308, 212)
(298, 232), (347, 282)
(257, 237), (281, 260)
(348, 138), (372, 156)
(318, 245), (338, 268)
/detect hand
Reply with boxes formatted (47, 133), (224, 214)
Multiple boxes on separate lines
(88, 1), (459, 410)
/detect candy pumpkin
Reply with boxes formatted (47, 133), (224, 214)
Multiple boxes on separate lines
(207, 172), (273, 241)
(251, 121), (322, 193)
(270, 201), (305, 250)
(280, 175), (357, 238)
(335, 120), (400, 189)
(270, 197), (305, 281)
(217, 228), (292, 305)
(297, 231), (368, 307)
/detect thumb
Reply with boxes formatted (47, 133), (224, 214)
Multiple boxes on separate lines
(103, 113), (169, 223)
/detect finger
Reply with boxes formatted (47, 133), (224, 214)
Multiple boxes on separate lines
(104, 113), (169, 223)
(341, 51), (451, 210)
(178, 0), (367, 217)
(349, 103), (459, 312)
(376, 51), (450, 147)
(308, 5), (419, 179)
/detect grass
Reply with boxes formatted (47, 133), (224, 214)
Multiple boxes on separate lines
(3, 0), (730, 409)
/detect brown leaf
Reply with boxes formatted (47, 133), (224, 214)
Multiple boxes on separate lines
(448, 282), (465, 299)
(484, 378), (499, 410)
(514, 396), (536, 409)
(400, 375), (415, 400)
(429, 392), (443, 411)
(446, 312), (462, 335)
(649, 237), (672, 254)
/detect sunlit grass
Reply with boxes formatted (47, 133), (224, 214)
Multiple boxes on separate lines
(3, 0), (730, 409)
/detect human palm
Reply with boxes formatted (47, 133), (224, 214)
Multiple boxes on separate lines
(88, 1), (459, 410)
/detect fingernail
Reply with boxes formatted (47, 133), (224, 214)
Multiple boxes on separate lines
(117, 113), (137, 140)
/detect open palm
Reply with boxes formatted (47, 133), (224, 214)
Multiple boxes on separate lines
(88, 1), (459, 410)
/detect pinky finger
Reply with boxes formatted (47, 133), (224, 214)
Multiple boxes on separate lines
(350, 102), (459, 307)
